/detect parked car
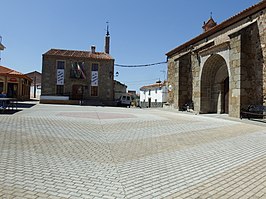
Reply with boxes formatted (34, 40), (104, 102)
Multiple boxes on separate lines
(117, 94), (131, 107)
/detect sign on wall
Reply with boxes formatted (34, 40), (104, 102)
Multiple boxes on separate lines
(57, 69), (64, 85)
(91, 71), (98, 86)
(9, 78), (18, 82)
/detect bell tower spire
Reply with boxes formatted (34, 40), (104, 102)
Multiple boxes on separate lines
(105, 22), (110, 54)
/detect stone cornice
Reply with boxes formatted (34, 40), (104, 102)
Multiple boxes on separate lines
(199, 42), (230, 57)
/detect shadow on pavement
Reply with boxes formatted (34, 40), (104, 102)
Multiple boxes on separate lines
(0, 101), (37, 115)
(0, 110), (22, 115)
(16, 102), (37, 108)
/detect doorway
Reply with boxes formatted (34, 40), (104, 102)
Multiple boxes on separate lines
(148, 98), (151, 108)
(72, 85), (83, 100)
(7, 83), (18, 98)
(200, 54), (229, 114)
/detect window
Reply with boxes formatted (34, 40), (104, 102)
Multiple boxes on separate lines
(91, 86), (98, 96)
(57, 61), (65, 69)
(148, 89), (151, 95)
(155, 89), (157, 94)
(56, 61), (65, 85)
(92, 63), (98, 71)
(56, 85), (64, 95)
(91, 63), (99, 88)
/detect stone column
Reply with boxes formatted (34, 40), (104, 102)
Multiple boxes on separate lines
(258, 11), (266, 105)
(173, 60), (180, 109)
(191, 53), (201, 113)
(229, 33), (241, 118)
(167, 60), (176, 106)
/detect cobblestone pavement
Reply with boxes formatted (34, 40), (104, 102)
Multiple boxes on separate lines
(0, 103), (265, 199)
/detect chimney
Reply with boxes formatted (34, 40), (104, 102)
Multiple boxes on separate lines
(91, 45), (96, 53)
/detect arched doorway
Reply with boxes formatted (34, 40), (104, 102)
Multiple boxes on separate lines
(200, 54), (229, 114)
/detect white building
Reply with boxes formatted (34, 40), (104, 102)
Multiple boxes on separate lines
(140, 81), (167, 108)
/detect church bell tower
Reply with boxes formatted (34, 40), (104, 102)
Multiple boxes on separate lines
(105, 22), (110, 54)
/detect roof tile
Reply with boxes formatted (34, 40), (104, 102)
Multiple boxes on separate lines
(0, 65), (32, 81)
(43, 49), (114, 60)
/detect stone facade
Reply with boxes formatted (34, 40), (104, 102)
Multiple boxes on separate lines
(114, 80), (127, 100)
(166, 1), (266, 118)
(41, 48), (115, 105)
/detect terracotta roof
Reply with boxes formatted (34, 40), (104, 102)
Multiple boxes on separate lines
(166, 1), (266, 57)
(202, 17), (217, 32)
(0, 65), (32, 81)
(140, 81), (167, 91)
(25, 71), (42, 85)
(43, 49), (114, 60)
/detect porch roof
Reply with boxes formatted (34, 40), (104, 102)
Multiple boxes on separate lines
(0, 66), (32, 82)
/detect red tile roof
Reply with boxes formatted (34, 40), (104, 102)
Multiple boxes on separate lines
(43, 49), (114, 60)
(166, 1), (266, 57)
(140, 81), (167, 90)
(0, 65), (32, 81)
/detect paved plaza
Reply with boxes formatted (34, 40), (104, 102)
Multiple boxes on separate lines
(0, 103), (266, 199)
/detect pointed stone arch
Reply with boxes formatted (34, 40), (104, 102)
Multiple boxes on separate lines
(200, 54), (229, 114)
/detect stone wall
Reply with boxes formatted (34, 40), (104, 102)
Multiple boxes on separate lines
(240, 23), (264, 108)
(191, 53), (201, 113)
(178, 54), (193, 109)
(42, 56), (114, 102)
(167, 60), (176, 106)
(257, 9), (266, 105)
(167, 6), (266, 118)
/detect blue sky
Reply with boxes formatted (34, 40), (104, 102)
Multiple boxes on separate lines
(0, 0), (260, 91)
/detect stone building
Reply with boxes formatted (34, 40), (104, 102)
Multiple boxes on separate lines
(41, 30), (115, 105)
(166, 1), (266, 118)
(114, 80), (127, 100)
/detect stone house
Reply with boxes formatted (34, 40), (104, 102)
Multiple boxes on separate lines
(41, 30), (115, 105)
(166, 1), (266, 118)
(140, 81), (167, 108)
(114, 80), (127, 100)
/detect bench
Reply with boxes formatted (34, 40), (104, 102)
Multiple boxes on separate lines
(240, 105), (266, 120)
(180, 101), (194, 112)
(0, 98), (18, 113)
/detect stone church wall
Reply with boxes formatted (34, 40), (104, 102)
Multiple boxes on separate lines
(167, 4), (266, 118)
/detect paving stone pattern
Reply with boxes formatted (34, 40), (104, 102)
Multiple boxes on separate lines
(0, 104), (266, 198)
